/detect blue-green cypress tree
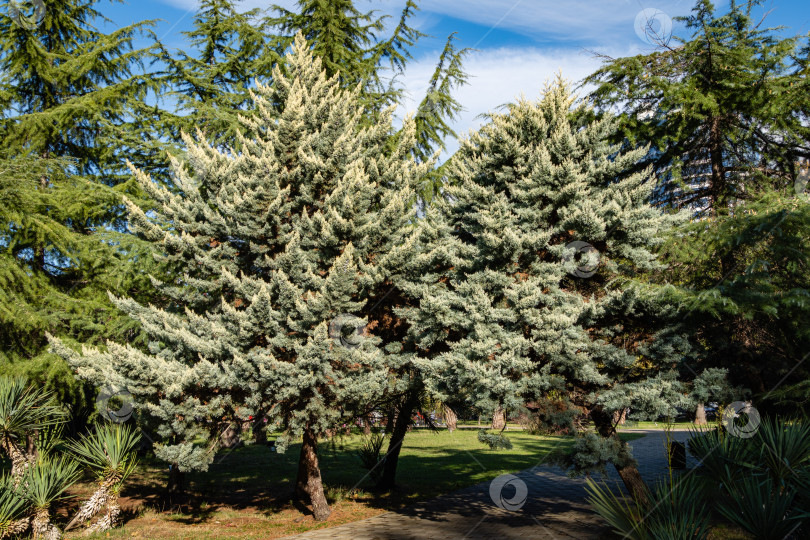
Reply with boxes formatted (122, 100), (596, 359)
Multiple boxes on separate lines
(399, 77), (687, 501)
(50, 34), (432, 520)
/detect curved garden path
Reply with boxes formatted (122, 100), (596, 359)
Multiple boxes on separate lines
(282, 430), (697, 540)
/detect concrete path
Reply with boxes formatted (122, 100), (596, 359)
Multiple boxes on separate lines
(283, 431), (697, 540)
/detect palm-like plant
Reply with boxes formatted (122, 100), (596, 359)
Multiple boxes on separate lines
(0, 475), (29, 539)
(65, 423), (139, 533)
(585, 473), (711, 540)
(690, 418), (810, 539)
(755, 417), (810, 490)
(0, 377), (66, 478)
(22, 456), (80, 540)
(717, 476), (802, 540)
(687, 425), (757, 491)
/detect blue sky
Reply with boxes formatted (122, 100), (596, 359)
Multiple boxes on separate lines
(101, 0), (809, 153)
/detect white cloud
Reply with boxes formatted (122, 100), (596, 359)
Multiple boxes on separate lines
(398, 45), (617, 157)
(418, 0), (700, 42)
(159, 0), (708, 46)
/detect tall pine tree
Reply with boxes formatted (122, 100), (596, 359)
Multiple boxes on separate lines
(0, 0), (168, 187)
(582, 0), (810, 412)
(0, 0), (168, 430)
(583, 0), (809, 214)
(270, 0), (470, 201)
(51, 34), (433, 520)
(153, 0), (280, 149)
(270, 0), (420, 114)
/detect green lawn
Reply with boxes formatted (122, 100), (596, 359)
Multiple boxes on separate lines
(65, 429), (643, 539)
(616, 420), (697, 430)
(192, 429), (581, 502)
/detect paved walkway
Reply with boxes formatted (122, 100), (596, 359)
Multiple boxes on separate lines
(283, 431), (697, 540)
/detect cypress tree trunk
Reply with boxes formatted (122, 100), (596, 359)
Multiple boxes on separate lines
(612, 408), (627, 425)
(167, 465), (185, 498)
(443, 405), (458, 433)
(694, 402), (707, 425)
(594, 410), (649, 505)
(383, 406), (395, 435)
(378, 391), (419, 489)
(491, 407), (506, 431)
(220, 423), (241, 448)
(615, 461), (649, 505)
(295, 427), (331, 521)
(295, 442), (307, 501)
(252, 417), (267, 445)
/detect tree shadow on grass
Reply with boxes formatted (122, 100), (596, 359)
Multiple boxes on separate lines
(74, 432), (586, 530)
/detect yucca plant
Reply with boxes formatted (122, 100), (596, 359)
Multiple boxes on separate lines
(714, 418), (810, 539)
(35, 425), (65, 459)
(717, 475), (802, 540)
(356, 431), (387, 483)
(64, 423), (139, 533)
(795, 467), (810, 518)
(690, 418), (810, 538)
(688, 425), (757, 492)
(585, 478), (648, 540)
(645, 475), (712, 540)
(0, 377), (66, 479)
(21, 455), (80, 539)
(0, 474), (29, 539)
(586, 473), (711, 540)
(755, 418), (810, 490)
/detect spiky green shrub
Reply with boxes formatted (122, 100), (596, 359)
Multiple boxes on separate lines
(21, 455), (81, 539)
(754, 418), (810, 490)
(0, 475), (28, 539)
(68, 423), (139, 484)
(585, 474), (711, 540)
(356, 431), (387, 482)
(689, 418), (810, 538)
(65, 423), (140, 532)
(687, 425), (757, 492)
(717, 476), (801, 540)
(0, 376), (65, 478)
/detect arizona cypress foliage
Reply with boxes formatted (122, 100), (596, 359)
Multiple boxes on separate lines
(51, 34), (432, 520)
(399, 77), (686, 501)
(267, 0), (469, 487)
(271, 0), (469, 201)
